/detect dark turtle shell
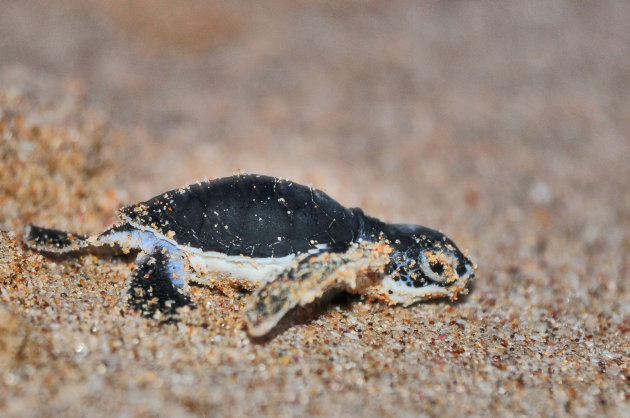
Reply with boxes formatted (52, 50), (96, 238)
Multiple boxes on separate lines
(119, 174), (363, 257)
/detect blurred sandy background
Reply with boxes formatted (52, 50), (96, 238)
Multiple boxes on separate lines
(1, 1), (628, 416)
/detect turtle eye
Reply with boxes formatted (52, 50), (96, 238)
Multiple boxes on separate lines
(429, 261), (444, 275)
(420, 250), (458, 283)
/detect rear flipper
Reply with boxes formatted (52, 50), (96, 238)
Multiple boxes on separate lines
(244, 242), (392, 336)
(24, 224), (91, 254)
(126, 250), (194, 317)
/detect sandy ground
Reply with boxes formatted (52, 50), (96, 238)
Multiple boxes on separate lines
(1, 1), (629, 416)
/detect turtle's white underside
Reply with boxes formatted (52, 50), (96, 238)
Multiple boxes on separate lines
(378, 276), (453, 305)
(187, 251), (296, 286)
(98, 223), (302, 287)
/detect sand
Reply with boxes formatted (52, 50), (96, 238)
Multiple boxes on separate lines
(0, 1), (628, 416)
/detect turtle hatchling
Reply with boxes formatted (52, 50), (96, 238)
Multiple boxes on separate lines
(25, 174), (475, 336)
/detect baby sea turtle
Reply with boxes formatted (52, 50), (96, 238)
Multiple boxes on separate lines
(24, 174), (475, 336)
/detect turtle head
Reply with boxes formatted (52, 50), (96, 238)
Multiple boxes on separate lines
(375, 224), (475, 304)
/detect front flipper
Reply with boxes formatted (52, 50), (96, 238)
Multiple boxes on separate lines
(126, 250), (194, 317)
(245, 242), (392, 336)
(24, 224), (91, 254)
(24, 224), (127, 256)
